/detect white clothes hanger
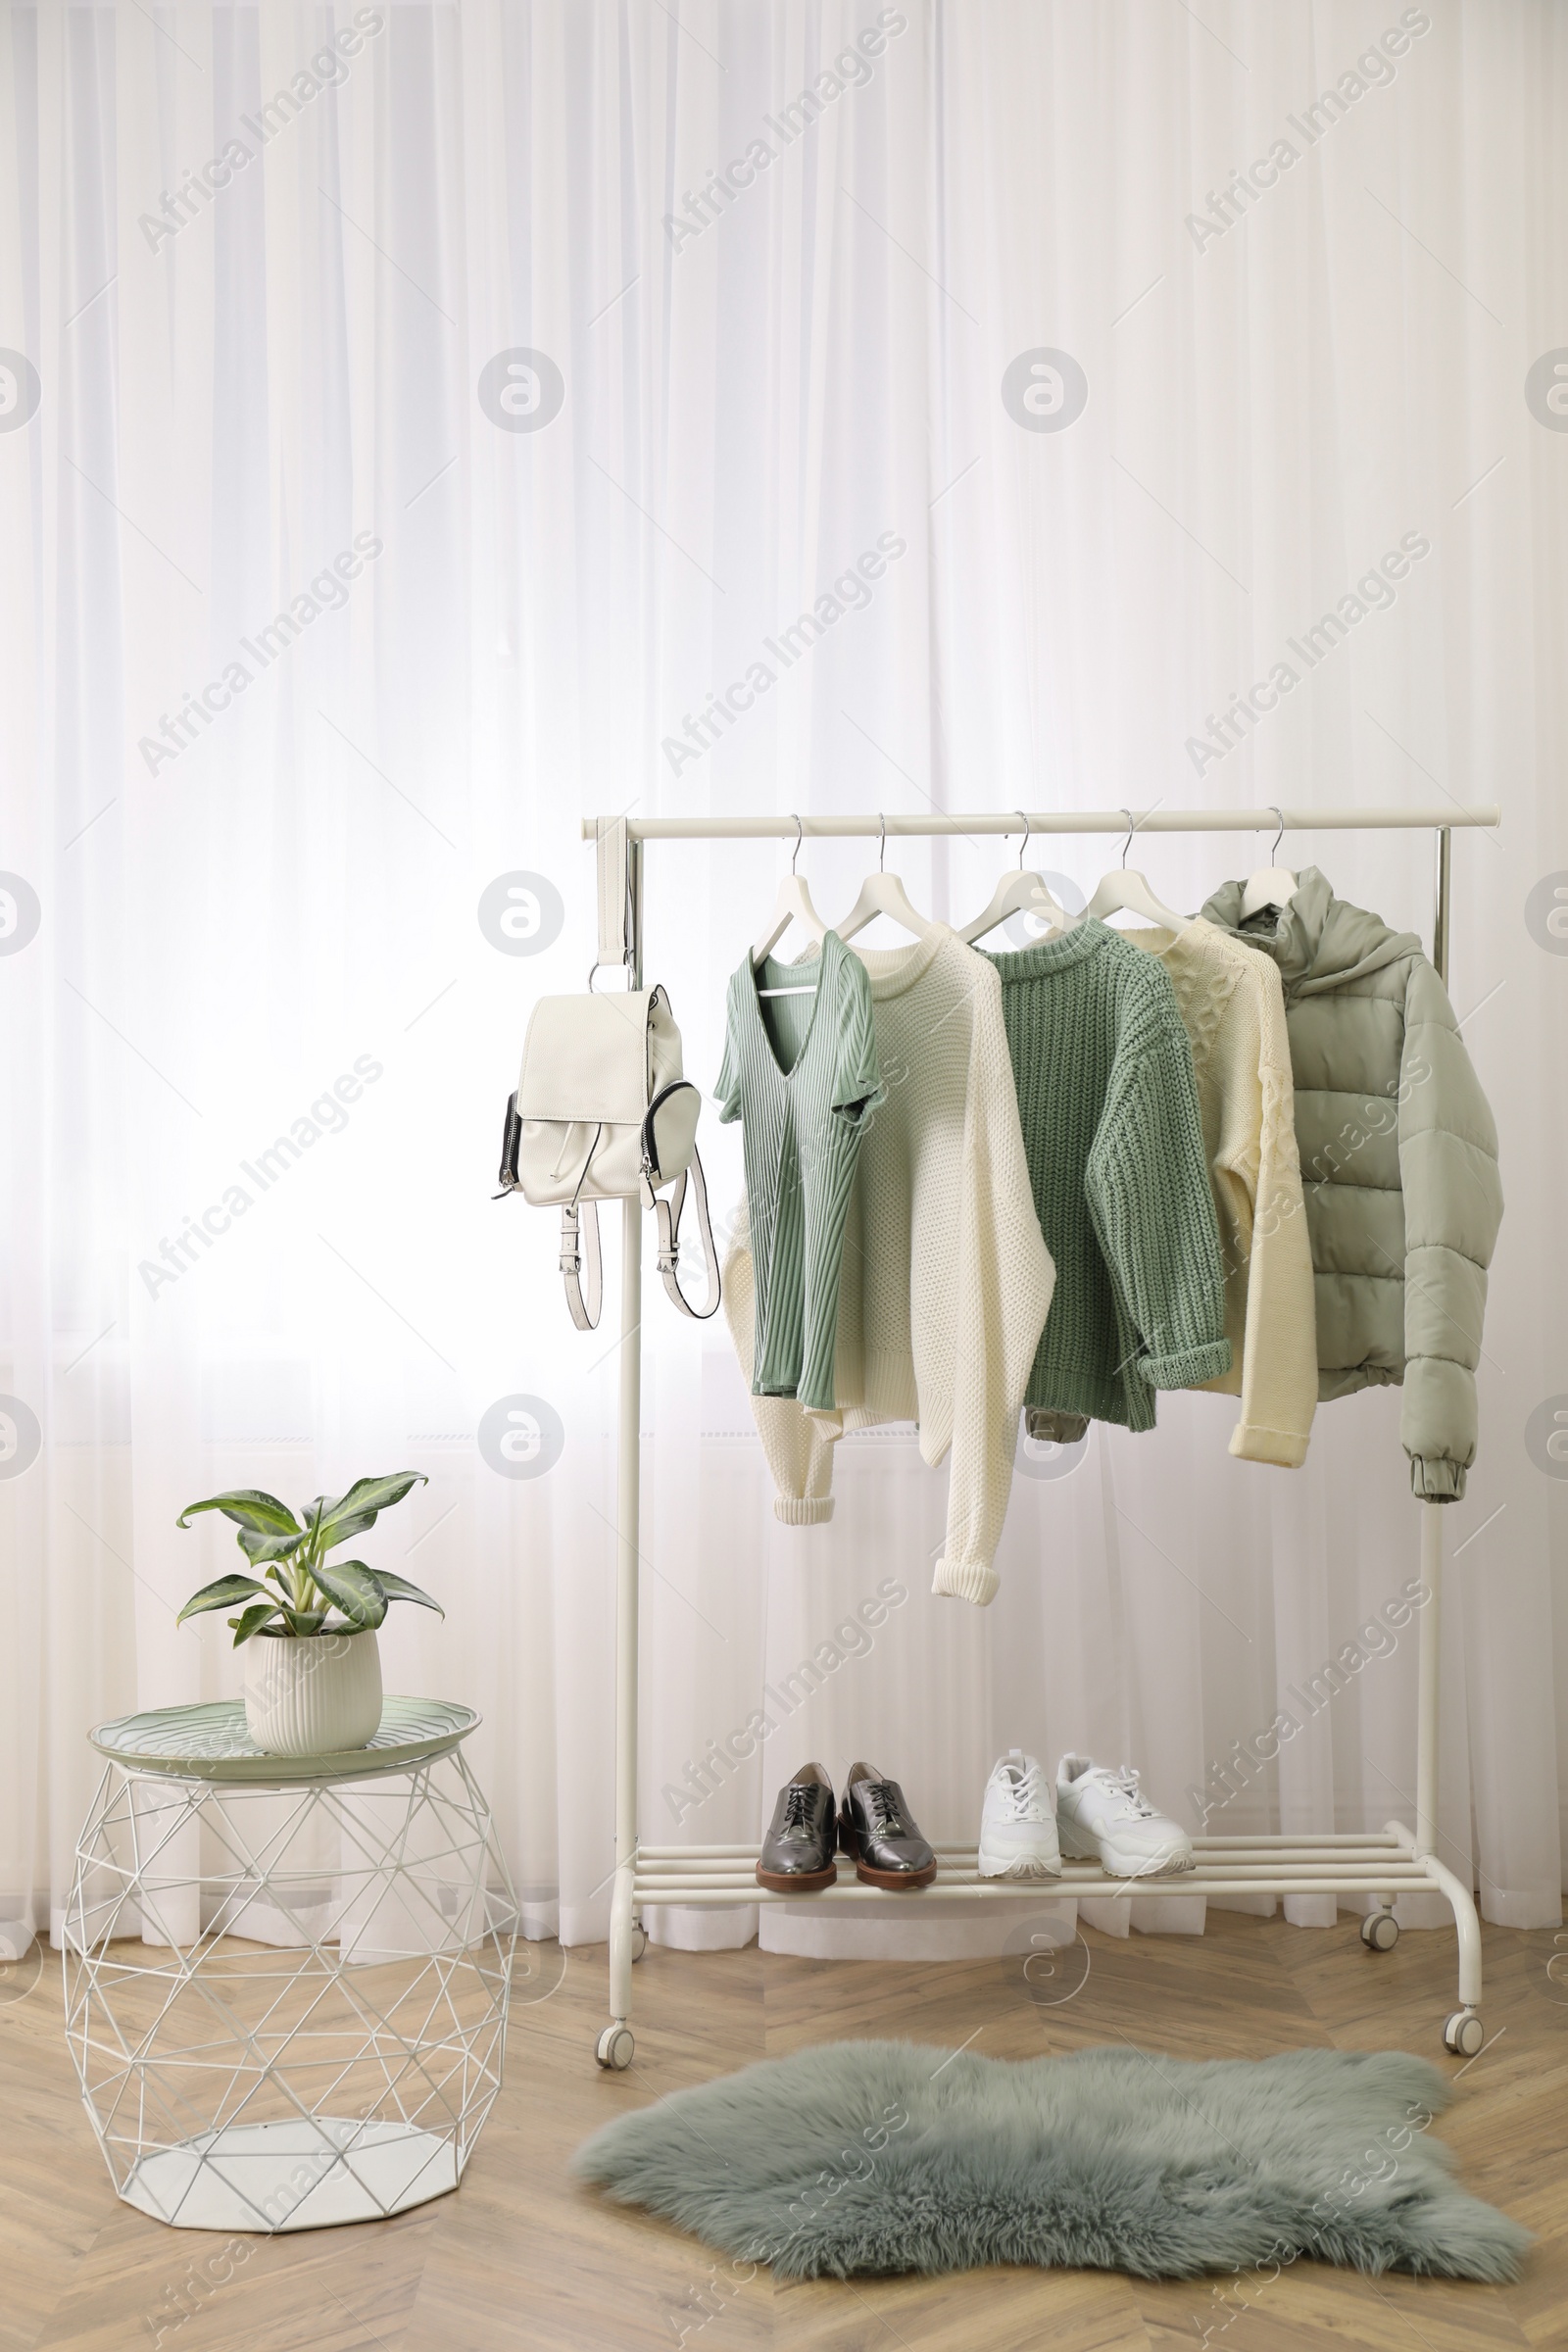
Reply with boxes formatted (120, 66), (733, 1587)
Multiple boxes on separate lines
(958, 810), (1070, 945)
(835, 814), (940, 946)
(1086, 808), (1187, 931)
(753, 816), (828, 996)
(1240, 807), (1299, 920)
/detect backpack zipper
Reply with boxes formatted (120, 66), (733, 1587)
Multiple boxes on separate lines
(641, 1077), (695, 1183)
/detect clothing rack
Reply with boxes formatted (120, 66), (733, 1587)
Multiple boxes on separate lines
(576, 804), (1501, 2072)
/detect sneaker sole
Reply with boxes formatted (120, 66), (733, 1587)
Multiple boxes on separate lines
(1105, 1850), (1196, 1879)
(976, 1844), (1062, 1881)
(1058, 1822), (1194, 1878)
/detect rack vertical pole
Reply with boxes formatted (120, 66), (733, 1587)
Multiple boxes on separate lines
(606, 840), (644, 2053)
(1414, 828), (1451, 1861)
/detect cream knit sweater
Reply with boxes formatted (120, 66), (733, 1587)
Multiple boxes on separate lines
(1123, 917), (1317, 1466)
(722, 927), (1054, 1607)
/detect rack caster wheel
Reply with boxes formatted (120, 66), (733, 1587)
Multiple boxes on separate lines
(596, 2023), (635, 2071)
(630, 1923), (648, 1963)
(1361, 1910), (1399, 1951)
(1443, 2009), (1484, 2059)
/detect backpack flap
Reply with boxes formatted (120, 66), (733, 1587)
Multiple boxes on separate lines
(516, 990), (656, 1125)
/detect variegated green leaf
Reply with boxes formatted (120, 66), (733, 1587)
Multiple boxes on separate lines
(177, 1574), (270, 1625)
(176, 1491), (301, 1538)
(315, 1473), (427, 1549)
(365, 1569), (444, 1619)
(227, 1602), (285, 1645)
(308, 1557), (388, 1631)
(239, 1526), (308, 1565)
(278, 1609), (327, 1638)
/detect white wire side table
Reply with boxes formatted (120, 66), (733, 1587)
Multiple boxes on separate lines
(64, 1698), (518, 2232)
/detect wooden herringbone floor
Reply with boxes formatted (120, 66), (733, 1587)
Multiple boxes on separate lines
(5, 1911), (1566, 2351)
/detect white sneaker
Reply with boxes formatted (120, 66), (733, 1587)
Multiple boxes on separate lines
(977, 1750), (1061, 1879)
(1055, 1754), (1195, 1878)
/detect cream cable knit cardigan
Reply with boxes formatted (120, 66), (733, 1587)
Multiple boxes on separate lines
(1124, 917), (1317, 1467)
(722, 927), (1054, 1607)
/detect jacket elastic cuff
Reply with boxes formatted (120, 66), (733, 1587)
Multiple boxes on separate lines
(774, 1495), (835, 1526)
(1409, 1455), (1466, 1502)
(931, 1557), (1000, 1607)
(1141, 1339), (1232, 1390)
(1228, 1423), (1309, 1469)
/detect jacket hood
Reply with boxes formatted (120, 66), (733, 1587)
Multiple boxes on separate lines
(1200, 865), (1423, 998)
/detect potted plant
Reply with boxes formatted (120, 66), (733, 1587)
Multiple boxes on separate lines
(176, 1473), (442, 1756)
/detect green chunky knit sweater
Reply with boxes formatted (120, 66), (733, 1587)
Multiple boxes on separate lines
(985, 920), (1231, 1430)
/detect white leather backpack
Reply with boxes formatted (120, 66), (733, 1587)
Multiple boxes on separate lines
(498, 983), (720, 1330)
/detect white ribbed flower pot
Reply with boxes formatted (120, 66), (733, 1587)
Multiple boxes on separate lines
(242, 1630), (383, 1756)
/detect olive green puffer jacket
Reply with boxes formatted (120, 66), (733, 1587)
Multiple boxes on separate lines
(1200, 868), (1501, 1501)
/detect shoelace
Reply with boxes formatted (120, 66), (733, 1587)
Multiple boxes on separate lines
(860, 1781), (907, 1837)
(781, 1782), (817, 1830)
(999, 1761), (1047, 1821)
(1098, 1764), (1156, 1820)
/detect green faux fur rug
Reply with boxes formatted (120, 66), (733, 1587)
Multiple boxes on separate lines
(574, 2041), (1529, 2282)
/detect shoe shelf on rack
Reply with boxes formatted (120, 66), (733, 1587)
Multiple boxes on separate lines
(635, 1828), (1437, 1907)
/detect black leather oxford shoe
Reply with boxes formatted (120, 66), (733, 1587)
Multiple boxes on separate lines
(756, 1763), (839, 1892)
(837, 1761), (937, 1890)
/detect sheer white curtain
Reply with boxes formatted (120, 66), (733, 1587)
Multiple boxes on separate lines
(1, 0), (1561, 1966)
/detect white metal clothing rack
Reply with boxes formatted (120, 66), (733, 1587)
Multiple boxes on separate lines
(577, 804), (1501, 2072)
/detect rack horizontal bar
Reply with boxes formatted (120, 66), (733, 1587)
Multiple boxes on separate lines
(638, 1834), (1403, 1858)
(583, 806), (1499, 842)
(640, 1882), (1429, 1906)
(633, 1832), (1445, 1907)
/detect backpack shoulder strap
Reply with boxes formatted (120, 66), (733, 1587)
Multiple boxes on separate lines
(559, 1200), (604, 1331)
(652, 1149), (721, 1320)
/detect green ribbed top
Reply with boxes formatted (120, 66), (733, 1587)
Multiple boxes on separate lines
(985, 920), (1230, 1430)
(717, 932), (883, 1411)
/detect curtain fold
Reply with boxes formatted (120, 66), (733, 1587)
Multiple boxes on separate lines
(0, 1), (1561, 1962)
